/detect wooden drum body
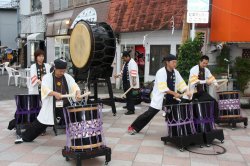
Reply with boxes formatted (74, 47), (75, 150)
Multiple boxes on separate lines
(64, 104), (104, 151)
(70, 21), (116, 80)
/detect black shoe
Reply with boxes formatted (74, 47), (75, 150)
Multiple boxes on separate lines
(15, 135), (23, 144)
(125, 111), (135, 115)
(123, 106), (127, 109)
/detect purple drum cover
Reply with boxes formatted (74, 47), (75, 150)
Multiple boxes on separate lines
(15, 94), (41, 124)
(64, 104), (106, 151)
(218, 91), (241, 117)
(164, 103), (196, 137)
(192, 101), (215, 133)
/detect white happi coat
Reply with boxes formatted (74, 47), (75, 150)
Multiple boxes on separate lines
(120, 58), (140, 89)
(150, 67), (188, 110)
(37, 73), (80, 125)
(188, 65), (218, 94)
(28, 63), (51, 94)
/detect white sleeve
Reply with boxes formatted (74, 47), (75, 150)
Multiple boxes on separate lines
(30, 64), (38, 87)
(189, 67), (199, 86)
(130, 61), (138, 77)
(156, 70), (169, 93)
(176, 71), (187, 93)
(41, 74), (53, 100)
(206, 68), (218, 85)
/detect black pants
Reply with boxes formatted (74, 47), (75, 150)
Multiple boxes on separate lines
(131, 106), (160, 132)
(124, 84), (135, 112)
(192, 91), (219, 118)
(22, 119), (47, 142)
(21, 108), (65, 142)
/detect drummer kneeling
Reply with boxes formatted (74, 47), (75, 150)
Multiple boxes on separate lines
(15, 58), (81, 144)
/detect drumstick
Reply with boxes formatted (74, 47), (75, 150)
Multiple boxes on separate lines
(173, 97), (181, 102)
(61, 91), (91, 99)
(121, 87), (133, 98)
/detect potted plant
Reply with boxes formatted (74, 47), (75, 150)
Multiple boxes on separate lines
(177, 32), (204, 81)
(234, 57), (250, 95)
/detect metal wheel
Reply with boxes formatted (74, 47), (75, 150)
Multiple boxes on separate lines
(206, 144), (210, 147)
(179, 148), (184, 152)
(200, 145), (203, 148)
(105, 161), (109, 165)
(113, 113), (116, 116)
(221, 140), (224, 143)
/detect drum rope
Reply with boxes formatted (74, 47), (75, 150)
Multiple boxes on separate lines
(185, 143), (227, 155)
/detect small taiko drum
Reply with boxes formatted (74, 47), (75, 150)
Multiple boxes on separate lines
(165, 103), (196, 137)
(64, 104), (104, 151)
(217, 91), (241, 119)
(15, 94), (41, 124)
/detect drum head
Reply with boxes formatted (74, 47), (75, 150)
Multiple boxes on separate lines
(70, 21), (93, 69)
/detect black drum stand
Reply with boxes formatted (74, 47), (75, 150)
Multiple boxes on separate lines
(215, 117), (248, 129)
(62, 146), (111, 166)
(161, 133), (204, 151)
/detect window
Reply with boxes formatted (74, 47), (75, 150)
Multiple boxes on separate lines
(242, 49), (250, 59)
(149, 45), (170, 75)
(31, 0), (42, 12)
(176, 45), (180, 59)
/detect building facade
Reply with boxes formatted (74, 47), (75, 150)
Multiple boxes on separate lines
(0, 7), (17, 49)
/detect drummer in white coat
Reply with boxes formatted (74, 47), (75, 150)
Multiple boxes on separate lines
(188, 55), (219, 117)
(128, 54), (191, 135)
(29, 49), (51, 95)
(15, 58), (81, 144)
(114, 50), (139, 115)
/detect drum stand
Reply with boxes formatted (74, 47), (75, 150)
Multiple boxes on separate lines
(62, 146), (111, 166)
(161, 134), (204, 151)
(87, 77), (117, 116)
(215, 117), (248, 129)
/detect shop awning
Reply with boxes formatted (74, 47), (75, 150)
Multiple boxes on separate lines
(210, 0), (250, 42)
(27, 33), (44, 41)
(46, 19), (70, 37)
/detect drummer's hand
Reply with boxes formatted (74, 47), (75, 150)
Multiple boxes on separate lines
(173, 92), (181, 99)
(54, 92), (62, 100)
(75, 91), (81, 101)
(206, 80), (212, 85)
(215, 84), (219, 90)
(37, 80), (42, 85)
(132, 77), (137, 86)
(114, 74), (120, 79)
(186, 91), (193, 99)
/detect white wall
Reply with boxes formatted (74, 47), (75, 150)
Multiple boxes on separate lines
(46, 37), (55, 63)
(20, 0), (31, 15)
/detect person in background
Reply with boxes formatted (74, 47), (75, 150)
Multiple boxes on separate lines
(114, 50), (139, 115)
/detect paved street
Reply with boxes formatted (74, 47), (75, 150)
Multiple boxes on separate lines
(0, 73), (250, 166)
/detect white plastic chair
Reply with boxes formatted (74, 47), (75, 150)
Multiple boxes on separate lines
(0, 62), (9, 75)
(0, 63), (4, 75)
(5, 66), (21, 86)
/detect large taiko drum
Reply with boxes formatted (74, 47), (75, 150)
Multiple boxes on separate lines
(165, 103), (196, 137)
(15, 94), (41, 124)
(64, 104), (105, 151)
(192, 101), (215, 133)
(217, 91), (241, 119)
(70, 21), (116, 79)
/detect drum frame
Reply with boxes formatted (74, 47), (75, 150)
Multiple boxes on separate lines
(215, 91), (248, 129)
(161, 103), (204, 151)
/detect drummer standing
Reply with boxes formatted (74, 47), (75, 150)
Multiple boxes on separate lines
(15, 58), (81, 144)
(29, 49), (51, 95)
(188, 55), (219, 116)
(114, 50), (139, 115)
(128, 54), (191, 134)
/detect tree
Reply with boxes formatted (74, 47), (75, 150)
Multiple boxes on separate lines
(177, 32), (204, 81)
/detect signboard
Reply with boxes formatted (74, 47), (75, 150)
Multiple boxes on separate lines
(187, 0), (210, 23)
(70, 7), (97, 29)
(187, 0), (209, 11)
(187, 11), (209, 23)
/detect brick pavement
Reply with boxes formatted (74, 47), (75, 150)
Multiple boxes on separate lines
(0, 98), (250, 166)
